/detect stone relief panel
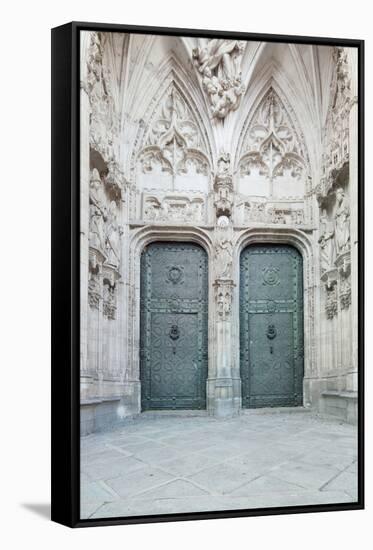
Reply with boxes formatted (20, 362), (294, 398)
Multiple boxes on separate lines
(317, 47), (352, 200)
(237, 88), (308, 200)
(136, 86), (211, 195)
(143, 193), (205, 224)
(316, 47), (353, 321)
(85, 32), (126, 203)
(192, 38), (246, 120)
(235, 199), (305, 226)
(88, 168), (122, 319)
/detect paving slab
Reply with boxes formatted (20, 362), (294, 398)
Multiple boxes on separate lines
(80, 410), (358, 519)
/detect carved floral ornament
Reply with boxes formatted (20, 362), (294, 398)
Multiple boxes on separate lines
(137, 86), (210, 177)
(192, 38), (246, 119)
(238, 88), (307, 182)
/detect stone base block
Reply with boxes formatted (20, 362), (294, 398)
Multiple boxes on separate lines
(321, 391), (358, 424)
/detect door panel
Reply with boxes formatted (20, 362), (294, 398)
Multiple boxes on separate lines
(240, 245), (304, 408)
(140, 243), (208, 410)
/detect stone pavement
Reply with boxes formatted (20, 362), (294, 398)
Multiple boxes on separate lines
(81, 409), (358, 519)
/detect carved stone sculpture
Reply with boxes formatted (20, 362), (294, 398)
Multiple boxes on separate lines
(215, 217), (233, 278)
(339, 278), (351, 310)
(89, 168), (107, 253)
(103, 281), (117, 320)
(192, 39), (246, 119)
(318, 215), (336, 273)
(214, 153), (233, 218)
(88, 254), (101, 310)
(325, 284), (338, 320)
(105, 201), (121, 268)
(335, 188), (350, 253)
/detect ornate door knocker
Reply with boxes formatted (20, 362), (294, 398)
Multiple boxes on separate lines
(169, 324), (180, 354)
(266, 323), (277, 354)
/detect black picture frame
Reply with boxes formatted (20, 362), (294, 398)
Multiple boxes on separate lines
(51, 21), (365, 528)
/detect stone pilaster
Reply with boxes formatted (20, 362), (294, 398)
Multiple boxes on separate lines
(349, 97), (358, 391)
(212, 278), (237, 417)
(80, 81), (92, 393)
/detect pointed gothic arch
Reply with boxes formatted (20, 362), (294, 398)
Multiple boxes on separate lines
(129, 56), (215, 176)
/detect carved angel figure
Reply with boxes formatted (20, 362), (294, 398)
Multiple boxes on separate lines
(335, 188), (350, 253)
(193, 39), (246, 119)
(193, 39), (245, 82)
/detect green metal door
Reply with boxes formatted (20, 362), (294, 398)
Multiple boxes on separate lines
(140, 242), (208, 410)
(240, 244), (304, 408)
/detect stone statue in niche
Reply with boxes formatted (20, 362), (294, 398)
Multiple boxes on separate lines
(192, 39), (246, 119)
(318, 214), (336, 272)
(88, 254), (101, 310)
(103, 281), (116, 320)
(334, 188), (350, 253)
(217, 288), (232, 320)
(215, 217), (233, 278)
(89, 168), (107, 253)
(105, 201), (121, 269)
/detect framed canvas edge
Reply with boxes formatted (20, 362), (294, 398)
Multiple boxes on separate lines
(51, 21), (365, 529)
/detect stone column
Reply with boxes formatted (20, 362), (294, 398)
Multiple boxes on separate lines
(212, 278), (237, 417)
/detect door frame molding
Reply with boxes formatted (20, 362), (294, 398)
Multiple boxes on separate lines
(234, 227), (316, 406)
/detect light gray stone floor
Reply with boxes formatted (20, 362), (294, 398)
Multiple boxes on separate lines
(80, 409), (358, 519)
